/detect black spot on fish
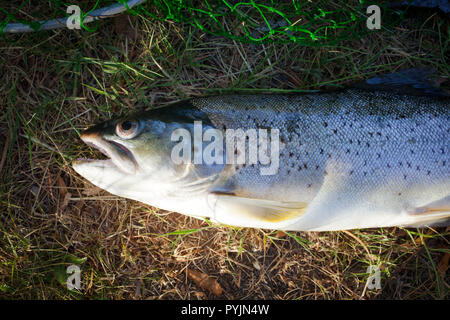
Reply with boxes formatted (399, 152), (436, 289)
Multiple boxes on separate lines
(307, 183), (312, 188)
(407, 162), (411, 168)
(315, 165), (319, 170)
(333, 129), (337, 134)
(323, 122), (328, 128)
(303, 163), (308, 169)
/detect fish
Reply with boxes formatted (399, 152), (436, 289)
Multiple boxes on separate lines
(73, 68), (450, 231)
(388, 0), (450, 14)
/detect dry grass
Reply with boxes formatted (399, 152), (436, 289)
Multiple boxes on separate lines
(0, 1), (449, 299)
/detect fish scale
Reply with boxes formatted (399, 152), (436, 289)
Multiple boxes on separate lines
(193, 90), (448, 203)
(189, 89), (449, 229)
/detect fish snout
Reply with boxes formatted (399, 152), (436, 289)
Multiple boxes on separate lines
(80, 129), (101, 144)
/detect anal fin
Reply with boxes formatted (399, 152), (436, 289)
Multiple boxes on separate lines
(405, 196), (450, 227)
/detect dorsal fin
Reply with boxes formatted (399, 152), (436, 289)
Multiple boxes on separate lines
(354, 68), (450, 97)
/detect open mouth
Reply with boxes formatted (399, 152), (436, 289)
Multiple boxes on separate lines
(75, 132), (137, 174)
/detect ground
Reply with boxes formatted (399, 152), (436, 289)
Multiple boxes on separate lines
(0, 1), (449, 299)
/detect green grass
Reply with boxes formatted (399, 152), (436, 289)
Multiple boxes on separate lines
(0, 1), (449, 299)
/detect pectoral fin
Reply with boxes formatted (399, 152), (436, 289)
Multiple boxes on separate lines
(208, 193), (307, 228)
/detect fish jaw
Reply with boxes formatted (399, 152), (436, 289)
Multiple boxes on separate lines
(79, 130), (137, 175)
(72, 158), (130, 192)
(73, 130), (138, 193)
(73, 158), (155, 203)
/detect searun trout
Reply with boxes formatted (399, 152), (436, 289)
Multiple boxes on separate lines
(73, 69), (450, 231)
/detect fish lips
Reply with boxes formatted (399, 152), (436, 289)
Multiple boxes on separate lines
(74, 131), (137, 175)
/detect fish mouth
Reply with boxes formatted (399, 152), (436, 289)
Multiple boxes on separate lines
(74, 131), (137, 174)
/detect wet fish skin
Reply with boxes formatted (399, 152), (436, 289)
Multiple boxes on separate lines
(73, 71), (450, 231)
(191, 90), (449, 230)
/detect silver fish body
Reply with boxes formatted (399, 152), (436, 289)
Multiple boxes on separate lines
(73, 74), (450, 231)
(190, 91), (450, 230)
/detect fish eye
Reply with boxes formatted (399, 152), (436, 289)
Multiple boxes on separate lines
(116, 119), (140, 139)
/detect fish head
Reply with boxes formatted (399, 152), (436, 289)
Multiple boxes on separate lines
(73, 106), (226, 203)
